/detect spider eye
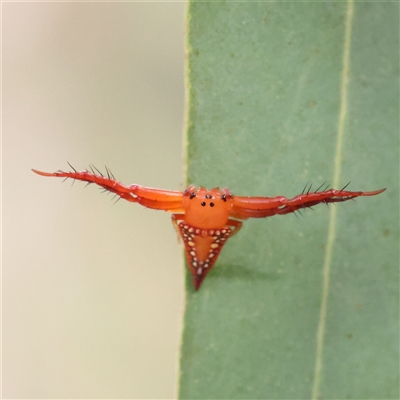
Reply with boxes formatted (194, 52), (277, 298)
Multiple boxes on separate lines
(201, 202), (206, 207)
(190, 192), (196, 199)
(221, 194), (227, 202)
(210, 202), (215, 207)
(205, 194), (212, 199)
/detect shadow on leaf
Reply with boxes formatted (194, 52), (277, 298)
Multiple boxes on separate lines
(207, 263), (281, 282)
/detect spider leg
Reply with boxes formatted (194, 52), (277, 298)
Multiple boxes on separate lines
(171, 214), (185, 233)
(32, 166), (184, 212)
(230, 187), (386, 219)
(227, 219), (242, 236)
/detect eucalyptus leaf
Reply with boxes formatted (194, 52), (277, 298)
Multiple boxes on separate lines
(179, 2), (399, 399)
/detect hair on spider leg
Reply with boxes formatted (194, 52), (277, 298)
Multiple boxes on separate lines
(105, 165), (117, 180)
(322, 199), (329, 207)
(99, 188), (113, 195)
(113, 196), (122, 205)
(66, 161), (77, 173)
(92, 165), (104, 177)
(104, 165), (111, 179)
(340, 181), (351, 192)
(106, 165), (113, 179)
(306, 183), (313, 195)
(301, 182), (309, 195)
(88, 164), (102, 177)
(314, 182), (327, 193)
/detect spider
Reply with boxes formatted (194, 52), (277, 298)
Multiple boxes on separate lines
(32, 165), (385, 290)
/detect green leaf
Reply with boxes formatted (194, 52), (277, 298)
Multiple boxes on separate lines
(179, 2), (399, 399)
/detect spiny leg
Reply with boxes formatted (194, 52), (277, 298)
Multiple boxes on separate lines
(231, 186), (386, 219)
(32, 165), (184, 212)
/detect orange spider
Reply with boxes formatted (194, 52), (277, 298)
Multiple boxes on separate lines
(32, 165), (385, 290)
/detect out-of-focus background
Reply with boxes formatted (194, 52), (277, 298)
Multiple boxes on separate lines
(3, 3), (185, 398)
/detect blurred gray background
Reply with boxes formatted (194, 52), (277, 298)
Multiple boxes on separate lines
(3, 2), (185, 398)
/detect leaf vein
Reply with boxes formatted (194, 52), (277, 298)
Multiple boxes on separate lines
(312, 1), (355, 398)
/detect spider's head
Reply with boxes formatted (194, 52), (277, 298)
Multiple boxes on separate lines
(183, 186), (233, 229)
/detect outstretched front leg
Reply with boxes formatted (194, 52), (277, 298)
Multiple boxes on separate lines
(231, 184), (386, 219)
(32, 164), (184, 212)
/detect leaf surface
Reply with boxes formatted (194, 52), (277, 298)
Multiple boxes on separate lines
(180, 2), (399, 399)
